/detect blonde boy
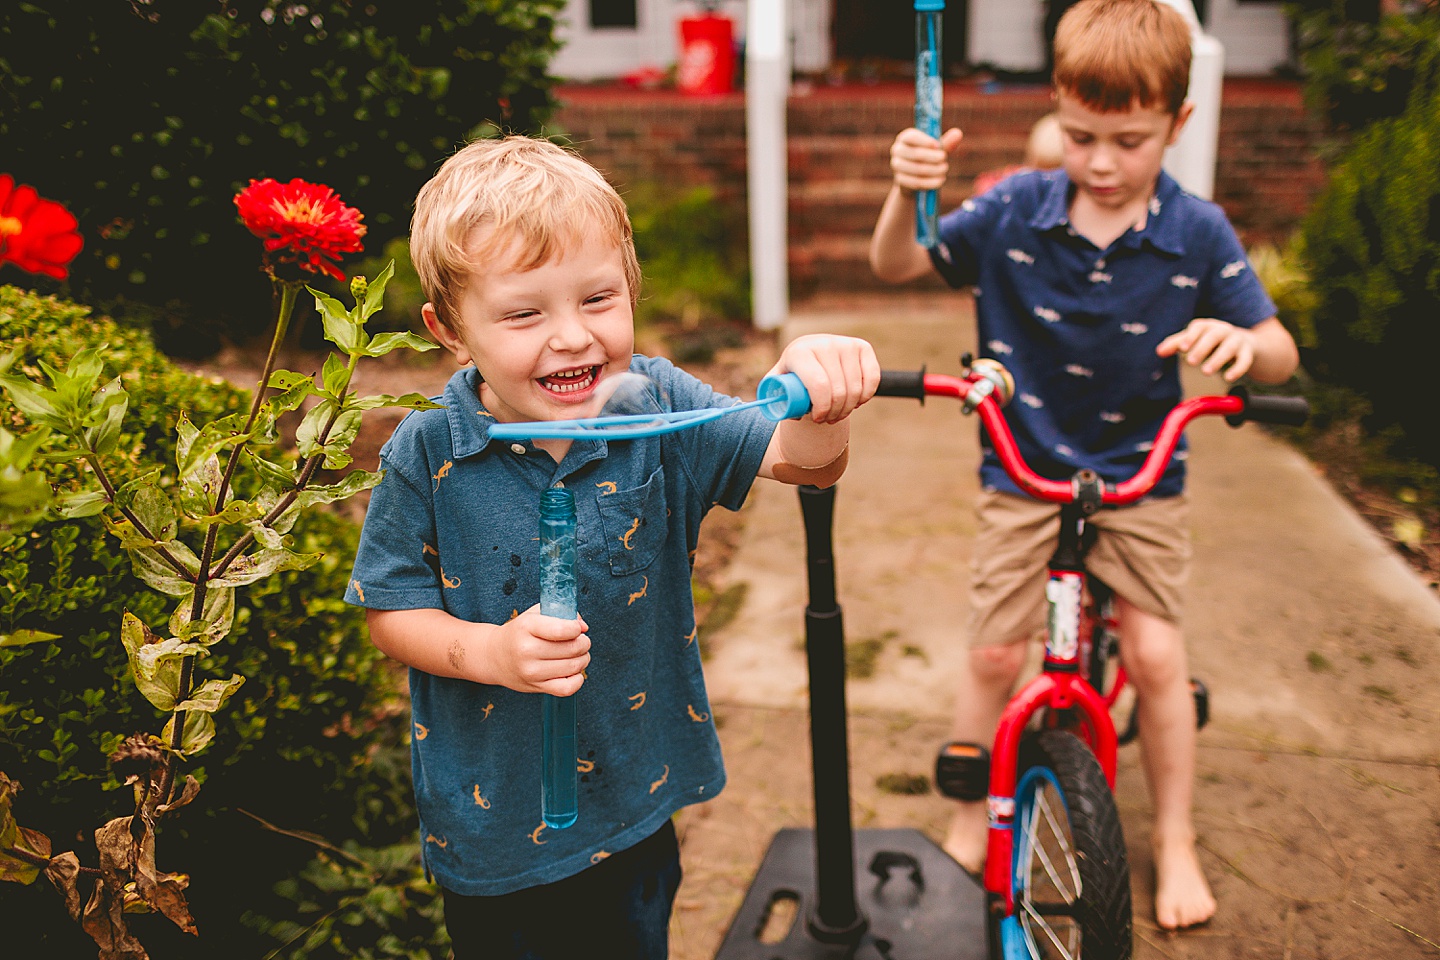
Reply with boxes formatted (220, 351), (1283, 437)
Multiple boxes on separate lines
(347, 136), (878, 958)
(869, 0), (1298, 931)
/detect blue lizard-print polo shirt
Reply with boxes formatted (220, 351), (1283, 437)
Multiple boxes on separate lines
(345, 355), (776, 896)
(930, 169), (1277, 498)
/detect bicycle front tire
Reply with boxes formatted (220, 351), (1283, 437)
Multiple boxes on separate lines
(997, 729), (1132, 960)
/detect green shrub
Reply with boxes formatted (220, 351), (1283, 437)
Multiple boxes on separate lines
(0, 1), (561, 354)
(0, 285), (416, 957)
(1296, 83), (1440, 493)
(1290, 1), (1440, 133)
(628, 184), (750, 332)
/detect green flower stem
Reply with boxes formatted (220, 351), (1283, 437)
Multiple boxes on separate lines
(209, 352), (358, 583)
(161, 279), (299, 802)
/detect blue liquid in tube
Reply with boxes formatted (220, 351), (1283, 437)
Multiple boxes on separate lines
(539, 488), (579, 829)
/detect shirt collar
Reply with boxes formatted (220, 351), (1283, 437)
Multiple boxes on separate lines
(443, 365), (610, 470)
(1027, 170), (1187, 257)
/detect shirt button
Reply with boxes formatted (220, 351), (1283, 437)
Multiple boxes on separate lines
(509, 443), (526, 455)
(1095, 259), (1106, 269)
(553, 481), (565, 489)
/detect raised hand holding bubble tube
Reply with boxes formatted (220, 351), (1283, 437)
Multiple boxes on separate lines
(914, 0), (945, 249)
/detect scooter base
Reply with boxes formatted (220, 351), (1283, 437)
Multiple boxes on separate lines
(714, 827), (989, 960)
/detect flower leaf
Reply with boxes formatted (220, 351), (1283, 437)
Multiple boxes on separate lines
(83, 377), (129, 457)
(162, 710), (216, 758)
(347, 392), (445, 412)
(242, 449), (297, 491)
(209, 545), (322, 588)
(173, 675), (244, 715)
(168, 584), (235, 644)
(361, 331), (439, 358)
(120, 613), (203, 711)
(313, 289), (368, 355)
(321, 352), (350, 399)
(360, 260), (395, 321)
(55, 489), (108, 519)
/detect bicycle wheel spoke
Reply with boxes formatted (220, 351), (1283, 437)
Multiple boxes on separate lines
(1021, 899), (1080, 960)
(1037, 791), (1082, 895)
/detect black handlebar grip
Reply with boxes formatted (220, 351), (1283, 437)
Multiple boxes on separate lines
(876, 368), (927, 402)
(1226, 385), (1310, 427)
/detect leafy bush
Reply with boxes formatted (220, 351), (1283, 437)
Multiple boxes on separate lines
(0, 285), (417, 957)
(1289, 1), (1440, 133)
(628, 184), (750, 333)
(0, 1), (561, 354)
(1294, 82), (1440, 494)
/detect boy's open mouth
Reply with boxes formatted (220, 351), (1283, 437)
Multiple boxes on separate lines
(539, 365), (600, 396)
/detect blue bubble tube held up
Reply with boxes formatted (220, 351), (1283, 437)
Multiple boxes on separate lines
(915, 0), (945, 249)
(540, 488), (579, 830)
(489, 372), (812, 442)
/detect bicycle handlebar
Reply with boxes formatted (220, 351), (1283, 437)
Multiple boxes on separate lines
(877, 366), (1309, 507)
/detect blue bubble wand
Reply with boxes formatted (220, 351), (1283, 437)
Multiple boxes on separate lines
(915, 0), (945, 249)
(490, 372), (812, 442)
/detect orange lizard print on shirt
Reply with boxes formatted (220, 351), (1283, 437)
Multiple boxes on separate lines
(590, 851), (612, 865)
(619, 517), (641, 550)
(414, 722), (429, 741)
(472, 785), (490, 809)
(684, 626), (698, 646)
(351, 580), (365, 602)
(508, 609), (519, 621)
(480, 702), (495, 721)
(432, 460), (453, 492)
(595, 480), (617, 495)
(577, 758), (595, 773)
(529, 823), (548, 845)
(627, 576), (648, 606)
(441, 569), (461, 589)
(425, 834), (448, 849)
(628, 692), (647, 711)
(476, 409), (495, 420)
(687, 704), (710, 723)
(649, 765), (670, 795)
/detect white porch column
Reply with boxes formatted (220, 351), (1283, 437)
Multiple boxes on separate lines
(1157, 0), (1224, 200)
(746, 0), (789, 331)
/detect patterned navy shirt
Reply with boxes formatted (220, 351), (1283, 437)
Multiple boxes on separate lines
(930, 169), (1277, 498)
(345, 356), (775, 896)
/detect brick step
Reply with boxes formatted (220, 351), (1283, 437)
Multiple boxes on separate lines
(788, 235), (953, 300)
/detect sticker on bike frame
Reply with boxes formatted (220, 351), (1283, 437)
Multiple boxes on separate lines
(1045, 573), (1084, 662)
(988, 794), (1015, 827)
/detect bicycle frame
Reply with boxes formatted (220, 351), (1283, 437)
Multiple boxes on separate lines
(878, 365), (1308, 925)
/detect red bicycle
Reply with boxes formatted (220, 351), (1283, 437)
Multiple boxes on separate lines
(876, 358), (1308, 960)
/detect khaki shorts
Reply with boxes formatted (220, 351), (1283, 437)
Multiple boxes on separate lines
(969, 489), (1191, 648)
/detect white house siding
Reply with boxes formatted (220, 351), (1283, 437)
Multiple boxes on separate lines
(549, 0), (1286, 81)
(965, 0), (1288, 75)
(552, 1), (829, 81)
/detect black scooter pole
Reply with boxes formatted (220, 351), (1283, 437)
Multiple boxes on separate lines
(797, 484), (867, 943)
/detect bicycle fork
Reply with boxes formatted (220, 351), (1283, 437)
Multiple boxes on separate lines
(982, 567), (1119, 914)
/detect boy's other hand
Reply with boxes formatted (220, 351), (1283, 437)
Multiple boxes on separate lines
(1157, 318), (1258, 382)
(490, 605), (591, 695)
(770, 334), (881, 424)
(890, 126), (964, 193)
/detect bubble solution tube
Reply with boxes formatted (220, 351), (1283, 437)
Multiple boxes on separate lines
(915, 0), (945, 249)
(539, 488), (579, 829)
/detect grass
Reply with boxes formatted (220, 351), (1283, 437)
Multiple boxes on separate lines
(875, 772), (931, 795)
(1307, 651), (1332, 671)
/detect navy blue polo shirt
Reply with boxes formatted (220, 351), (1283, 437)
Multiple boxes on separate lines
(931, 169), (1277, 498)
(344, 356), (776, 896)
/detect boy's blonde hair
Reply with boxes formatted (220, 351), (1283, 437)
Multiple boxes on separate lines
(1025, 113), (1063, 169)
(410, 136), (642, 329)
(1052, 0), (1192, 115)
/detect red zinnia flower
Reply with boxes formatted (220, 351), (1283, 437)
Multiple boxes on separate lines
(0, 175), (84, 280)
(234, 178), (365, 281)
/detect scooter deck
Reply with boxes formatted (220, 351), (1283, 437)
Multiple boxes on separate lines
(714, 826), (989, 960)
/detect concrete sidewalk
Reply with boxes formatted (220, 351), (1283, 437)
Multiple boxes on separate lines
(672, 293), (1440, 959)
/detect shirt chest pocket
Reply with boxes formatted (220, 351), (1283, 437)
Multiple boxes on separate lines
(596, 466), (668, 577)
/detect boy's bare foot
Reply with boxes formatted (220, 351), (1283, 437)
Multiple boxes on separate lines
(1153, 830), (1216, 930)
(942, 801), (988, 876)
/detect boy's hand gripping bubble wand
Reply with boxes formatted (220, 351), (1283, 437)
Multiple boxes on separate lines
(539, 488), (579, 829)
(489, 372), (813, 442)
(915, 0), (945, 249)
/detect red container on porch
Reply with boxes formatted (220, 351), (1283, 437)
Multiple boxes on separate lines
(677, 14), (735, 95)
